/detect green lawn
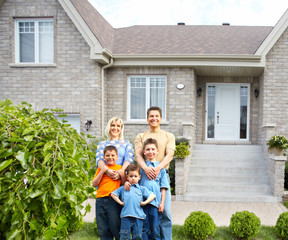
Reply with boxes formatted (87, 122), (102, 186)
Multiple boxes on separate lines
(70, 223), (280, 240)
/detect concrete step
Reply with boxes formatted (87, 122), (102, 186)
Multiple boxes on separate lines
(176, 192), (281, 203)
(187, 174), (269, 184)
(186, 183), (271, 194)
(189, 166), (267, 175)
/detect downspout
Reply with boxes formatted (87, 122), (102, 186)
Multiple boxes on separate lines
(101, 58), (114, 136)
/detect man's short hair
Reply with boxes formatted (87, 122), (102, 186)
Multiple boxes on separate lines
(125, 164), (140, 175)
(143, 138), (158, 149)
(103, 145), (118, 155)
(147, 106), (162, 118)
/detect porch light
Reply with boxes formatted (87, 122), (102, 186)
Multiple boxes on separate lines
(254, 88), (259, 98)
(85, 120), (92, 131)
(197, 87), (202, 97)
(176, 83), (185, 90)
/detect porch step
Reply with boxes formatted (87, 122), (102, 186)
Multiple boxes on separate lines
(179, 144), (280, 203)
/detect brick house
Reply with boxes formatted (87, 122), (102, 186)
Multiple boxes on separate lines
(1, 0), (287, 202)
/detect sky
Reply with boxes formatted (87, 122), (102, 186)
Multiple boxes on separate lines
(88, 0), (288, 28)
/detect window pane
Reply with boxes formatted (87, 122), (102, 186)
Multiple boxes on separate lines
(150, 77), (166, 118)
(240, 86), (248, 139)
(20, 32), (35, 62)
(207, 86), (215, 138)
(130, 78), (146, 119)
(39, 22), (54, 62)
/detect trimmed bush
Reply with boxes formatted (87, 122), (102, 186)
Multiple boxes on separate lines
(275, 212), (288, 239)
(229, 211), (261, 239)
(183, 211), (216, 240)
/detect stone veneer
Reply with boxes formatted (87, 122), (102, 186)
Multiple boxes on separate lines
(0, 0), (102, 135)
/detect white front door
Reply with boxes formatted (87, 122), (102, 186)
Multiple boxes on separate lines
(206, 84), (250, 141)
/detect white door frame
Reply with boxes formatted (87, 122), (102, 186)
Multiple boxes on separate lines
(205, 83), (250, 142)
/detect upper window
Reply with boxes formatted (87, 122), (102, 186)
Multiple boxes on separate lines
(15, 18), (54, 63)
(127, 75), (166, 120)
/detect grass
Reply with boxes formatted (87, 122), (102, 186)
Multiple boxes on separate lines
(70, 223), (281, 240)
(283, 201), (288, 209)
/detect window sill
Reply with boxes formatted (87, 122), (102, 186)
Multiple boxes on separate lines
(9, 63), (56, 68)
(124, 120), (170, 125)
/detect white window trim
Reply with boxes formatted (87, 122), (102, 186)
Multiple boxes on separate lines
(14, 18), (54, 64)
(127, 75), (167, 121)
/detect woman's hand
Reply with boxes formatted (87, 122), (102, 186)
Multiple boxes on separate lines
(144, 166), (158, 180)
(106, 169), (120, 180)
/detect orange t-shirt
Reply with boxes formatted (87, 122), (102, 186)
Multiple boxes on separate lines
(93, 164), (122, 198)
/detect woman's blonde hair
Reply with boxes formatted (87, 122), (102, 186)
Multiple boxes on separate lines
(104, 117), (124, 140)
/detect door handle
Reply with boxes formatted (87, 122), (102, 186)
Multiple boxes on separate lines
(217, 115), (219, 124)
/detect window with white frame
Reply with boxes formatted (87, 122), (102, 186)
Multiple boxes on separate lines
(127, 75), (166, 120)
(15, 18), (54, 63)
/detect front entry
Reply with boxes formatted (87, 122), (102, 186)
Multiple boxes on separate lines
(205, 83), (250, 141)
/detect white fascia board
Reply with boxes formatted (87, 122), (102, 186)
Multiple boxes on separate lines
(112, 54), (264, 67)
(58, 0), (108, 62)
(256, 9), (288, 57)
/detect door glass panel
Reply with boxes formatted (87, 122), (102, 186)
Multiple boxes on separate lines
(240, 86), (248, 139)
(207, 86), (215, 138)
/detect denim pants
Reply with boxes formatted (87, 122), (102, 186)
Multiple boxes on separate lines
(120, 217), (143, 240)
(96, 197), (121, 240)
(160, 172), (172, 240)
(142, 205), (160, 240)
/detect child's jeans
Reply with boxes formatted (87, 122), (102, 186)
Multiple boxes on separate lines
(120, 217), (143, 240)
(96, 196), (121, 240)
(142, 205), (161, 240)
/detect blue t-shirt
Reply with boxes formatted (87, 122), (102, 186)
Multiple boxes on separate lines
(112, 183), (153, 219)
(139, 161), (169, 208)
(96, 140), (134, 166)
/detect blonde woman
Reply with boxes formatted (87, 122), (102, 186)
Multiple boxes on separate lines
(96, 117), (134, 180)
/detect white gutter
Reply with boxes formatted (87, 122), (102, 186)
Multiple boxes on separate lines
(101, 58), (114, 136)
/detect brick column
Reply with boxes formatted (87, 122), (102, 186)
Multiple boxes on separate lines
(268, 154), (287, 197)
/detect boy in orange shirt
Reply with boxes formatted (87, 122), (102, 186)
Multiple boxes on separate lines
(92, 145), (125, 240)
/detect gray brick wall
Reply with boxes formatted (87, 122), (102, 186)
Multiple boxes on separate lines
(0, 0), (102, 135)
(106, 66), (197, 141)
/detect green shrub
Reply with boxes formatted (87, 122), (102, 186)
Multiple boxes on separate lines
(229, 211), (261, 239)
(183, 211), (216, 240)
(275, 212), (288, 239)
(0, 100), (95, 239)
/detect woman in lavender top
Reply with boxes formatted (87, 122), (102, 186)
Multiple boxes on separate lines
(96, 117), (134, 180)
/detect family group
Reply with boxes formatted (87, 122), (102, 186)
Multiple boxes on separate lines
(92, 106), (175, 240)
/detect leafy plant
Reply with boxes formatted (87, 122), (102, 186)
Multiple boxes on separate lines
(275, 212), (288, 239)
(229, 211), (261, 239)
(267, 135), (288, 150)
(0, 99), (95, 240)
(174, 138), (190, 159)
(183, 211), (216, 240)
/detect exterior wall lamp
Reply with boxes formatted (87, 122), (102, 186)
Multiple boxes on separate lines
(85, 120), (92, 131)
(197, 87), (202, 97)
(254, 88), (259, 98)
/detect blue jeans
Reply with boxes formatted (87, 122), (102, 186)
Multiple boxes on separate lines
(96, 197), (121, 240)
(160, 172), (172, 240)
(142, 205), (160, 240)
(120, 217), (143, 240)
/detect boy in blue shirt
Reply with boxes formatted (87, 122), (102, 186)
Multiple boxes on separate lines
(139, 138), (169, 240)
(111, 164), (155, 240)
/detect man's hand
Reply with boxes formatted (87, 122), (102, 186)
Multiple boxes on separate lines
(144, 166), (157, 180)
(158, 202), (164, 213)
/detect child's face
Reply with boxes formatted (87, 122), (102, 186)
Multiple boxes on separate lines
(104, 150), (118, 165)
(143, 143), (158, 161)
(127, 170), (141, 185)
